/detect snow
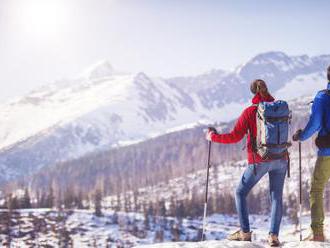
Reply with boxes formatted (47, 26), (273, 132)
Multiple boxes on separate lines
(274, 72), (326, 101)
(135, 240), (329, 248)
(1, 209), (329, 248)
(0, 68), (248, 183)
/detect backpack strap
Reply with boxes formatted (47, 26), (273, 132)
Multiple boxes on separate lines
(321, 90), (330, 134)
(260, 143), (292, 148)
(264, 151), (288, 160)
(250, 103), (259, 176)
(258, 115), (290, 123)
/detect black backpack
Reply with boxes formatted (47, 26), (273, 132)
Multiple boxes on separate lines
(315, 90), (330, 149)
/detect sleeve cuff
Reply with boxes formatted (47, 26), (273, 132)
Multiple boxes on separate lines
(210, 132), (218, 142)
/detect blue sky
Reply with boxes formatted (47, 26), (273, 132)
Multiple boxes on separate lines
(0, 0), (329, 101)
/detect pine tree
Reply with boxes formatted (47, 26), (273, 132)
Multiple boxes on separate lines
(115, 193), (121, 211)
(64, 188), (75, 209)
(175, 201), (185, 223)
(207, 195), (214, 215)
(143, 203), (150, 231)
(76, 191), (84, 209)
(170, 221), (180, 241)
(112, 211), (119, 224)
(159, 200), (166, 216)
(124, 192), (131, 213)
(154, 229), (164, 242)
(7, 194), (19, 211)
(143, 202), (154, 231)
(21, 188), (32, 209)
(133, 190), (139, 212)
(168, 196), (177, 216)
(38, 191), (47, 208)
(46, 185), (55, 208)
(94, 189), (103, 217)
(158, 200), (167, 230)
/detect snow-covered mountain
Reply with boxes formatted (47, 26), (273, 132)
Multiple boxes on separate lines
(0, 51), (329, 184)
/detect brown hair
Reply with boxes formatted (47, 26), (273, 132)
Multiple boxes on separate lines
(327, 65), (330, 81)
(250, 79), (267, 95)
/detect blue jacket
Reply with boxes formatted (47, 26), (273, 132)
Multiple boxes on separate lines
(299, 82), (330, 156)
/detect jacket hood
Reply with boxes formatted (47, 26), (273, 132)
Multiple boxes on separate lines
(252, 93), (275, 104)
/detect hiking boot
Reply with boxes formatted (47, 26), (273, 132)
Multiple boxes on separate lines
(303, 233), (325, 242)
(227, 230), (252, 241)
(268, 233), (280, 247)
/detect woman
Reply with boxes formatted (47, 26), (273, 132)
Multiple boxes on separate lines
(206, 79), (287, 247)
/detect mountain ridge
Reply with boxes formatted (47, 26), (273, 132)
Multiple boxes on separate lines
(0, 51), (329, 185)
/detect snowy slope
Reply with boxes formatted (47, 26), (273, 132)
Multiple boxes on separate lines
(0, 70), (244, 152)
(0, 51), (329, 184)
(274, 72), (326, 100)
(2, 209), (329, 248)
(135, 241), (330, 248)
(0, 70), (246, 183)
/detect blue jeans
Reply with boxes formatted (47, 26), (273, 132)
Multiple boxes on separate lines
(235, 159), (287, 235)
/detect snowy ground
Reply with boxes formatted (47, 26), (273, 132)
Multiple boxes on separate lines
(136, 213), (330, 247)
(0, 209), (329, 247)
(135, 240), (330, 248)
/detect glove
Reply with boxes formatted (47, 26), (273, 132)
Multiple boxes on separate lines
(206, 130), (214, 141)
(292, 129), (302, 142)
(205, 127), (217, 141)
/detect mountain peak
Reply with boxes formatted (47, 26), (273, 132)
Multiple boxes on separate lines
(250, 51), (290, 63)
(134, 72), (150, 82)
(83, 60), (115, 80)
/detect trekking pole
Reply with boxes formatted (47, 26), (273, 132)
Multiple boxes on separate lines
(201, 140), (212, 241)
(299, 141), (302, 241)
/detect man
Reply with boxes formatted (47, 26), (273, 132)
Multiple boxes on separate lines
(292, 66), (330, 241)
(206, 79), (288, 247)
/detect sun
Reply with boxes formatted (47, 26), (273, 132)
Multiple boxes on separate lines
(11, 0), (69, 40)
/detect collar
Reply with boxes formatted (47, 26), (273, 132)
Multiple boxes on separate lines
(251, 93), (275, 104)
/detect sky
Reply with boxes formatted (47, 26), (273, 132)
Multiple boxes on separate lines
(0, 0), (329, 102)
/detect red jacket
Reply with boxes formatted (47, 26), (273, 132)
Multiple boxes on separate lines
(210, 93), (275, 164)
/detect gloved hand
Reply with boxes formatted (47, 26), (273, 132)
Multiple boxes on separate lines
(292, 129), (302, 142)
(206, 130), (214, 141)
(205, 127), (217, 141)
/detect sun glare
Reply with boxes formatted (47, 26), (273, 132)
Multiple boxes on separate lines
(12, 0), (69, 40)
